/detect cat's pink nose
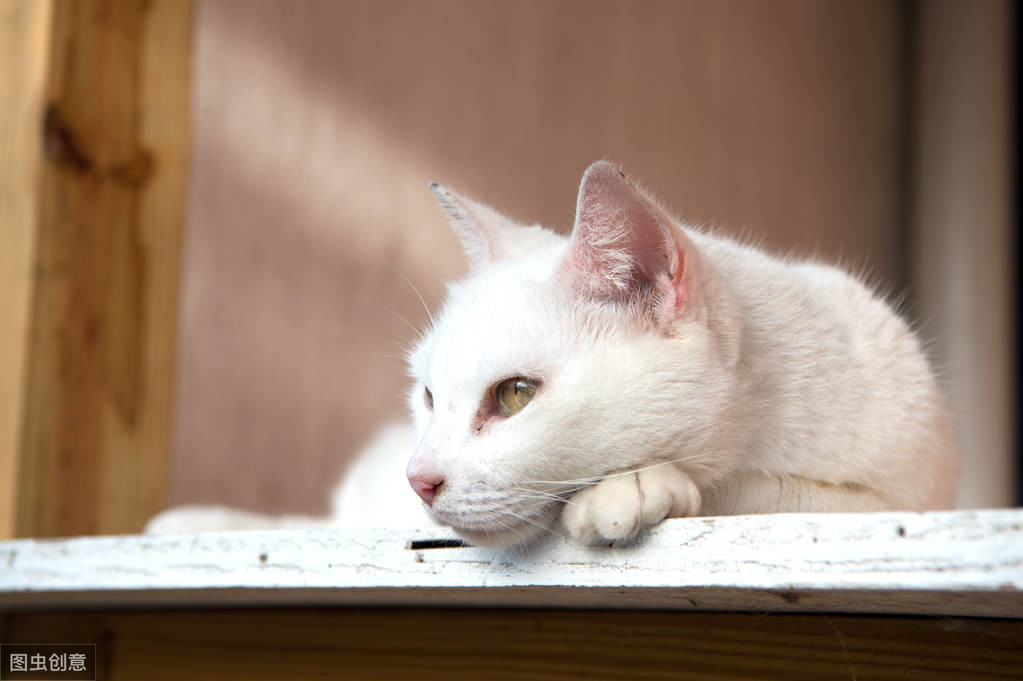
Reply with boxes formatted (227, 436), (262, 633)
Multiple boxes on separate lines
(409, 473), (444, 506)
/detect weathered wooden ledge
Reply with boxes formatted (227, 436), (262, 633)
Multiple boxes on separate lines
(2, 509), (1021, 617)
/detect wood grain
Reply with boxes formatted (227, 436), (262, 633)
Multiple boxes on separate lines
(2, 510), (1020, 617)
(0, 0), (53, 539)
(2, 608), (1021, 680)
(13, 0), (192, 537)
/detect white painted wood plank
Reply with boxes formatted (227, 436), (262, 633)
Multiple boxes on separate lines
(1, 510), (1021, 617)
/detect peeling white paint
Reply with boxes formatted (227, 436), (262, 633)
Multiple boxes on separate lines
(1, 510), (1020, 616)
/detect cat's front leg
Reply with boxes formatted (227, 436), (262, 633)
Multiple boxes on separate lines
(561, 465), (701, 545)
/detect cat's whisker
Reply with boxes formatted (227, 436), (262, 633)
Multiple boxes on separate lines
(507, 484), (568, 496)
(491, 516), (527, 542)
(505, 509), (566, 540)
(384, 263), (436, 328)
(516, 494), (582, 512)
(357, 294), (425, 340)
(498, 513), (547, 548)
(496, 495), (565, 517)
(516, 491), (568, 502)
(522, 477), (601, 487)
(510, 485), (594, 501)
(605, 456), (701, 478)
(514, 494), (569, 508)
(511, 491), (559, 502)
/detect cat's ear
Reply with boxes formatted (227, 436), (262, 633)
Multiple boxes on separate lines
(430, 182), (523, 271)
(558, 161), (706, 331)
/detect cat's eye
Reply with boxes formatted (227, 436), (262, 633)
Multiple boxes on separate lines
(495, 377), (538, 417)
(424, 386), (434, 410)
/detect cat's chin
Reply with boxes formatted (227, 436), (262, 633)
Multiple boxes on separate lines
(450, 521), (547, 549)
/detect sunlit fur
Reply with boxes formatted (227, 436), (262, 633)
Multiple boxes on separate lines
(402, 163), (958, 549)
(147, 164), (959, 544)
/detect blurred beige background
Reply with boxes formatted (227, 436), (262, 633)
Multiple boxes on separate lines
(169, 0), (1014, 516)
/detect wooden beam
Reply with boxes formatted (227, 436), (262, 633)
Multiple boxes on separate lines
(0, 0), (53, 540)
(2, 608), (1021, 680)
(2, 510), (1021, 617)
(12, 0), (192, 537)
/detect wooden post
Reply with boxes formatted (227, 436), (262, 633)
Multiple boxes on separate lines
(0, 0), (53, 540)
(3, 0), (193, 538)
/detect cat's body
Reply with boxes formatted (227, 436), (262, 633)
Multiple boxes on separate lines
(400, 162), (956, 548)
(148, 161), (957, 548)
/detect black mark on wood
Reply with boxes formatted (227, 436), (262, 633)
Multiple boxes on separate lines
(110, 150), (154, 189)
(43, 105), (93, 173)
(407, 538), (469, 550)
(769, 590), (802, 604)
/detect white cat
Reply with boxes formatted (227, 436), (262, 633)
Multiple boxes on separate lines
(148, 161), (957, 549)
(400, 161), (957, 548)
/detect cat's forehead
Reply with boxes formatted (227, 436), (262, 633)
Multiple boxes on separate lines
(410, 253), (572, 385)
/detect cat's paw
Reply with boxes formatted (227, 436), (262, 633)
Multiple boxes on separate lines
(561, 466), (701, 546)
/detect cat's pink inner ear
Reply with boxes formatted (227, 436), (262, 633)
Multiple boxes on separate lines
(430, 183), (518, 270)
(561, 161), (689, 313)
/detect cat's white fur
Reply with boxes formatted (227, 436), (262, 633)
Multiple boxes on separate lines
(146, 423), (427, 534)
(403, 161), (957, 548)
(147, 161), (957, 549)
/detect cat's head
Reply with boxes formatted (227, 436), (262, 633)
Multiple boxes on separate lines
(406, 161), (740, 548)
